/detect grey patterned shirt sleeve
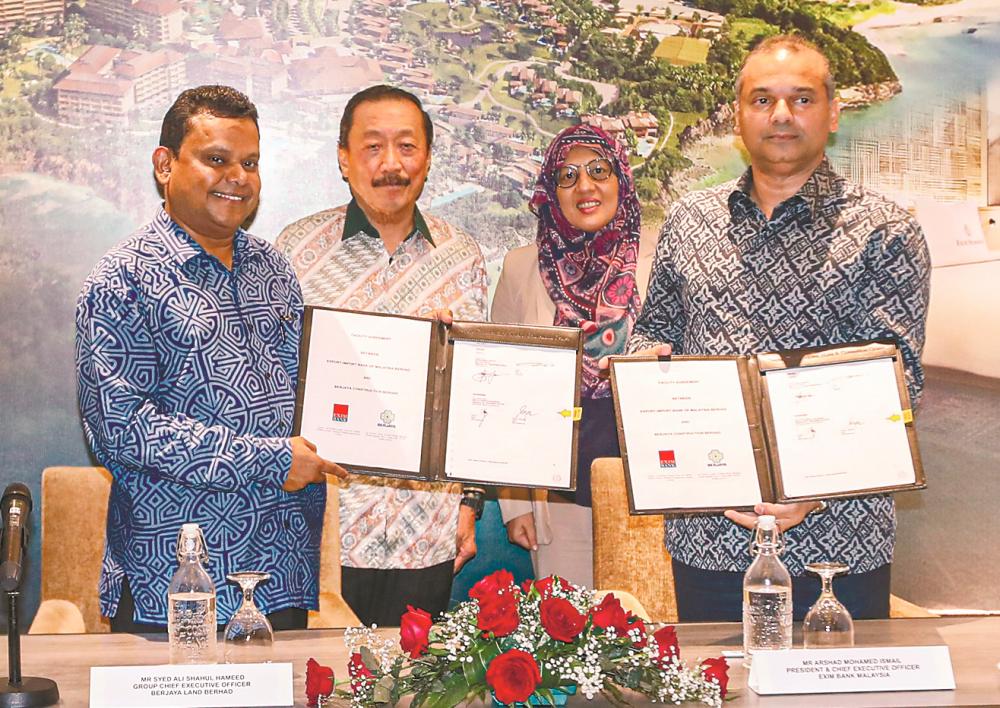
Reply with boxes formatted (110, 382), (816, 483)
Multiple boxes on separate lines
(854, 205), (931, 405)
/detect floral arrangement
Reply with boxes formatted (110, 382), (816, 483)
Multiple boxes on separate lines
(306, 570), (729, 707)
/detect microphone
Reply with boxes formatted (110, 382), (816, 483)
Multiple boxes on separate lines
(0, 483), (31, 593)
(0, 483), (57, 708)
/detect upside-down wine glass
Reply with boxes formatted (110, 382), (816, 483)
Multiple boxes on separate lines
(223, 571), (274, 663)
(803, 562), (854, 648)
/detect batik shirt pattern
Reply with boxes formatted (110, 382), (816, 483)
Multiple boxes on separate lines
(276, 202), (488, 570)
(629, 160), (930, 575)
(76, 208), (320, 624)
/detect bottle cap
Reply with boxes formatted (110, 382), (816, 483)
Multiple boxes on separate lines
(757, 514), (776, 530)
(176, 523), (209, 563)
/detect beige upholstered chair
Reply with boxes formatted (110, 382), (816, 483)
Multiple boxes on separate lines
(308, 478), (362, 628)
(30, 467), (359, 633)
(32, 466), (112, 634)
(590, 457), (678, 623)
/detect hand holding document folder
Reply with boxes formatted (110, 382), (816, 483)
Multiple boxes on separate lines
(293, 306), (583, 490)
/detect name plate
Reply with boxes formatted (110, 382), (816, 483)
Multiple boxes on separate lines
(90, 662), (293, 707)
(748, 646), (955, 695)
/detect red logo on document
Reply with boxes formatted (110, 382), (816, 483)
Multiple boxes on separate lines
(332, 404), (349, 422)
(658, 450), (676, 468)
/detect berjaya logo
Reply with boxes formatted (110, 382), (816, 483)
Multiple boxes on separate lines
(707, 449), (726, 466)
(332, 404), (349, 422)
(378, 409), (396, 428)
(658, 450), (676, 468)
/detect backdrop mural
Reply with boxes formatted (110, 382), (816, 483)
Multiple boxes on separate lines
(1, 0), (998, 625)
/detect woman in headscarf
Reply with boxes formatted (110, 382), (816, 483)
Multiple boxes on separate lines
(492, 124), (657, 586)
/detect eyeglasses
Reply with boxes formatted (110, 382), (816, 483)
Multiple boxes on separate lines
(555, 157), (614, 189)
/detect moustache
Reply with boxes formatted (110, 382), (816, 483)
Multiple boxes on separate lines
(372, 174), (411, 187)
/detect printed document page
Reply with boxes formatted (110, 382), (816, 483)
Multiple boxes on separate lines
(614, 359), (762, 511)
(298, 309), (431, 473)
(765, 357), (915, 497)
(444, 340), (577, 488)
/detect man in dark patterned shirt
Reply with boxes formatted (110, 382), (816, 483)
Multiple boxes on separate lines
(627, 36), (930, 620)
(76, 86), (346, 631)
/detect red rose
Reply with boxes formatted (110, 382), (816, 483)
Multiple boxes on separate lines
(470, 569), (516, 602)
(399, 605), (433, 658)
(477, 593), (519, 637)
(589, 594), (629, 635)
(486, 649), (542, 705)
(347, 652), (374, 696)
(701, 657), (730, 698)
(540, 597), (586, 642)
(653, 625), (680, 666)
(626, 614), (647, 647)
(532, 575), (571, 598)
(305, 658), (334, 706)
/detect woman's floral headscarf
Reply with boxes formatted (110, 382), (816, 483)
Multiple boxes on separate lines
(530, 124), (641, 398)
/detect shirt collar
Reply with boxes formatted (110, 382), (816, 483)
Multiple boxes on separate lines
(342, 198), (435, 247)
(727, 157), (841, 221)
(153, 205), (257, 270)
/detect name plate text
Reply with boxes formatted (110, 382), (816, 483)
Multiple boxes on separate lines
(90, 662), (293, 707)
(748, 646), (955, 695)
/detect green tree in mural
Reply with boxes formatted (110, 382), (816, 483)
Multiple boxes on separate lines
(0, 24), (25, 56)
(61, 13), (88, 51)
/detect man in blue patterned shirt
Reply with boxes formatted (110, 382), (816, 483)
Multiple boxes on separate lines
(76, 85), (346, 632)
(626, 37), (930, 620)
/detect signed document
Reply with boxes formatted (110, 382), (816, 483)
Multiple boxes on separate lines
(444, 339), (578, 489)
(611, 341), (925, 514)
(763, 357), (917, 498)
(611, 357), (764, 513)
(295, 308), (433, 475)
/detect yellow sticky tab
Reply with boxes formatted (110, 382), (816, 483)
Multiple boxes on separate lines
(888, 410), (914, 424)
(559, 408), (583, 421)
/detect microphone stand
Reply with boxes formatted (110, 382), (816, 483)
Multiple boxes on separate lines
(1, 591), (58, 707)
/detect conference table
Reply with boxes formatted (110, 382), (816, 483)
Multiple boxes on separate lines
(8, 617), (1000, 706)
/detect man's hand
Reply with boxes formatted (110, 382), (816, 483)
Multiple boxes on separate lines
(283, 436), (348, 492)
(597, 343), (673, 373)
(428, 308), (453, 325)
(454, 504), (477, 573)
(505, 512), (538, 551)
(724, 501), (823, 532)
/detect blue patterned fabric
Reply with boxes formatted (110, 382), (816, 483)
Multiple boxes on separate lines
(75, 208), (319, 625)
(629, 159), (930, 576)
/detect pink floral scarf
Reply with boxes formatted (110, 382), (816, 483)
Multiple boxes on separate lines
(530, 124), (641, 398)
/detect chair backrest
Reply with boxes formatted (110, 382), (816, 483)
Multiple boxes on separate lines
(40, 466), (113, 633)
(590, 457), (678, 623)
(317, 477), (343, 598)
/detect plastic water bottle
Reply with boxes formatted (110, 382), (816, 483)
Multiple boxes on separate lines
(742, 514), (792, 665)
(168, 523), (217, 664)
